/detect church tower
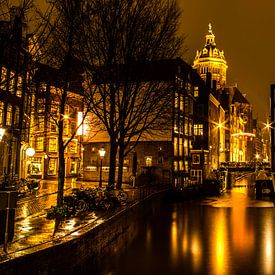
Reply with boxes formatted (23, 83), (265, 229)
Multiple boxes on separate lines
(193, 24), (228, 89)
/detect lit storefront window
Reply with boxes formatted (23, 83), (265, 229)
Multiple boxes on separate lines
(28, 157), (42, 176)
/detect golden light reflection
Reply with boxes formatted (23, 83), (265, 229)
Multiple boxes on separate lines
(171, 211), (178, 263)
(262, 215), (273, 274)
(64, 219), (77, 231)
(231, 185), (254, 254)
(211, 210), (228, 275)
(146, 226), (152, 249)
(191, 233), (202, 272)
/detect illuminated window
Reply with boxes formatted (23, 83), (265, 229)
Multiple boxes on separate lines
(6, 104), (12, 126)
(70, 141), (78, 153)
(1, 67), (7, 90)
(179, 160), (184, 171)
(194, 86), (199, 97)
(16, 76), (22, 97)
(49, 137), (57, 152)
(40, 83), (47, 92)
(194, 124), (203, 135)
(180, 95), (184, 111)
(145, 156), (152, 166)
(36, 137), (44, 151)
(174, 161), (178, 171)
(9, 71), (15, 92)
(174, 137), (178, 156)
(51, 123), (57, 132)
(48, 159), (57, 175)
(192, 154), (200, 164)
(70, 161), (77, 174)
(179, 138), (183, 156)
(37, 117), (44, 131)
(0, 101), (4, 126)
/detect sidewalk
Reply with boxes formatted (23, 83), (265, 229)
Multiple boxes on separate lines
(0, 179), (138, 263)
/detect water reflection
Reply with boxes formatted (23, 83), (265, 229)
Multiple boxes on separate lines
(103, 185), (275, 275)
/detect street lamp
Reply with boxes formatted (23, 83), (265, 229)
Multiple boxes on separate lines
(98, 147), (106, 188)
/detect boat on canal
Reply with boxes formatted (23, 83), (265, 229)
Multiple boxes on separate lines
(255, 170), (275, 199)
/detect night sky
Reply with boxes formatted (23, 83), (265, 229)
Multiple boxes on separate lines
(36, 0), (273, 123)
(178, 0), (275, 123)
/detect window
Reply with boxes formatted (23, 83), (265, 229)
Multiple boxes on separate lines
(70, 161), (77, 174)
(180, 95), (184, 111)
(16, 76), (22, 97)
(194, 86), (199, 97)
(9, 71), (15, 92)
(37, 117), (44, 131)
(50, 123), (57, 132)
(179, 138), (183, 157)
(0, 67), (7, 90)
(194, 124), (203, 135)
(6, 104), (12, 126)
(48, 159), (57, 175)
(145, 156), (152, 166)
(70, 141), (77, 153)
(0, 101), (4, 126)
(192, 154), (200, 164)
(174, 137), (178, 156)
(40, 83), (47, 92)
(49, 137), (57, 152)
(37, 99), (45, 113)
(36, 137), (44, 151)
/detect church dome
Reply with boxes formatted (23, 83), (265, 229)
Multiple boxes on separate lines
(193, 23), (228, 89)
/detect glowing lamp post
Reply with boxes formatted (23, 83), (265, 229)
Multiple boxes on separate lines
(0, 128), (5, 141)
(99, 147), (106, 188)
(26, 147), (35, 157)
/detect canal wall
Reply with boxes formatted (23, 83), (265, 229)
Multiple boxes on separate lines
(0, 192), (165, 275)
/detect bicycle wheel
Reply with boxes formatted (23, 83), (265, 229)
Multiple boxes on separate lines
(76, 199), (89, 212)
(118, 191), (128, 201)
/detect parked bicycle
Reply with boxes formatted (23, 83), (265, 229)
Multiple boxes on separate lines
(17, 178), (41, 196)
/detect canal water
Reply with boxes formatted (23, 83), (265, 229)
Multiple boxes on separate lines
(102, 176), (275, 275)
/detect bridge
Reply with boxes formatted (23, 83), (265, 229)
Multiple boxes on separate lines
(219, 162), (271, 172)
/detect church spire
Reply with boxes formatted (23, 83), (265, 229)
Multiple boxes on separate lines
(205, 23), (215, 45)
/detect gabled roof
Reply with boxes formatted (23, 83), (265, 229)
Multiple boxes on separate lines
(232, 88), (250, 104)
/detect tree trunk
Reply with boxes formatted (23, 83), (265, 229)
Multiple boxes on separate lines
(117, 142), (125, 189)
(57, 134), (65, 208)
(108, 138), (117, 187)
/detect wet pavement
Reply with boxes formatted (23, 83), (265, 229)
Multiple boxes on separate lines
(0, 179), (138, 262)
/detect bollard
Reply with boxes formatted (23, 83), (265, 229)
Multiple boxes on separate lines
(0, 191), (17, 252)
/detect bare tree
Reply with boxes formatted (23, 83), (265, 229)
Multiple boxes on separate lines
(35, 0), (102, 208)
(79, 0), (183, 188)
